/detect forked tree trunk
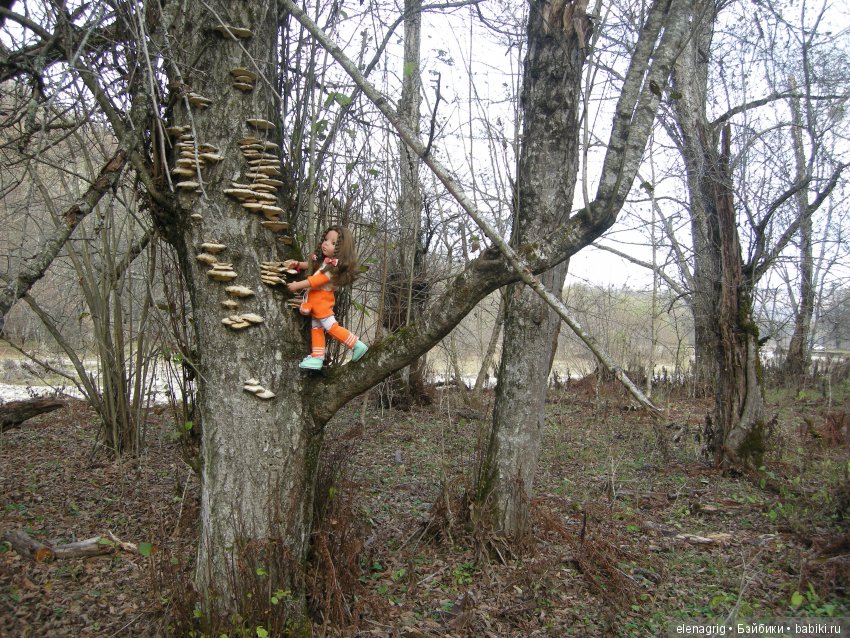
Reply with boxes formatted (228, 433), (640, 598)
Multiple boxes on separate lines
(671, 16), (765, 466)
(475, 0), (584, 538)
(702, 125), (765, 467)
(784, 79), (814, 383)
(163, 0), (318, 624)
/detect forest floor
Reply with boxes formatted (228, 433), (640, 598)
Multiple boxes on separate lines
(1, 377), (849, 637)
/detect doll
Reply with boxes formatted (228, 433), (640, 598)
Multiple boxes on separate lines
(285, 225), (368, 370)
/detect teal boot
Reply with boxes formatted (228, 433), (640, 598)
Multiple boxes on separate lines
(299, 356), (324, 370)
(351, 341), (368, 362)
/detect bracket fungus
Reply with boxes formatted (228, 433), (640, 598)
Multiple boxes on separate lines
(195, 253), (218, 265)
(224, 285), (255, 298)
(260, 205), (286, 218)
(207, 265), (238, 281)
(165, 125), (191, 136)
(249, 184), (278, 194)
(176, 180), (200, 190)
(258, 177), (284, 188)
(261, 275), (284, 286)
(187, 92), (213, 108)
(246, 118), (275, 131)
(230, 68), (258, 81)
(261, 221), (288, 232)
(213, 24), (254, 39)
(222, 315), (251, 329)
(200, 242), (227, 254)
(221, 313), (262, 330)
(255, 166), (282, 177)
(242, 381), (277, 400)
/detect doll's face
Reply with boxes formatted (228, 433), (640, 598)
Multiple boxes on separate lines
(321, 230), (339, 258)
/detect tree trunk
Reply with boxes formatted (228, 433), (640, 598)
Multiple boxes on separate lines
(671, 12), (766, 466)
(702, 126), (765, 467)
(784, 78), (814, 383)
(475, 0), (585, 538)
(163, 0), (316, 624)
(671, 13), (718, 396)
(380, 0), (430, 406)
(478, 264), (569, 536)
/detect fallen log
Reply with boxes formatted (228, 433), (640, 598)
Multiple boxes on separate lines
(2, 529), (111, 561)
(0, 398), (64, 432)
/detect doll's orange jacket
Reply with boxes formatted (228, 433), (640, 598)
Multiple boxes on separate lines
(303, 270), (336, 319)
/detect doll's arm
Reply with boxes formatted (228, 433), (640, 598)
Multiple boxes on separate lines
(286, 270), (330, 293)
(283, 259), (308, 271)
(286, 279), (311, 292)
(306, 271), (331, 288)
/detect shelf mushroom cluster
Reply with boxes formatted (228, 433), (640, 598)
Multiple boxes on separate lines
(219, 119), (293, 245)
(259, 261), (298, 288)
(194, 241), (265, 331)
(166, 125), (223, 196)
(243, 378), (275, 400)
(221, 312), (264, 330)
(231, 67), (258, 93)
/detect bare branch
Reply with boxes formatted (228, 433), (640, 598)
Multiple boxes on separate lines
(711, 90), (848, 127)
(0, 142), (132, 335)
(592, 242), (688, 297)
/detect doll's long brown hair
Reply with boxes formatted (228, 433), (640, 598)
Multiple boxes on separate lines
(308, 225), (358, 287)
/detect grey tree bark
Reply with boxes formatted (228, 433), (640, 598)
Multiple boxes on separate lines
(784, 79), (815, 382)
(158, 1), (319, 624)
(475, 0), (583, 538)
(670, 8), (718, 396)
(383, 0), (431, 405)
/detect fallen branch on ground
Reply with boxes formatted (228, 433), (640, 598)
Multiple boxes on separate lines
(1, 528), (139, 561)
(0, 398), (64, 432)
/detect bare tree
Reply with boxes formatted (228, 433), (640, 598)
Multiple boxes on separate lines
(3, 0), (696, 625)
(668, 0), (847, 466)
(473, 0), (585, 538)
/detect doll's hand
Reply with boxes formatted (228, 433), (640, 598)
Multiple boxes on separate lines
(286, 281), (302, 293)
(283, 259), (297, 269)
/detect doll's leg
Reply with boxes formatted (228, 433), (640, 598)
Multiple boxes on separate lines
(325, 320), (357, 349)
(311, 322), (326, 359)
(299, 318), (326, 370)
(320, 315), (368, 361)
